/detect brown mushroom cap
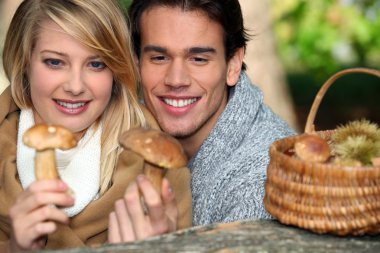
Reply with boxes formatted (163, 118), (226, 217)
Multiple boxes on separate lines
(119, 128), (187, 169)
(23, 124), (77, 151)
(294, 134), (331, 163)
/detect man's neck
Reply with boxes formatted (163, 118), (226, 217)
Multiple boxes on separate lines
(177, 134), (204, 160)
(178, 88), (231, 160)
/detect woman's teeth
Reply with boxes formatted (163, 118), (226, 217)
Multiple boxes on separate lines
(57, 100), (85, 109)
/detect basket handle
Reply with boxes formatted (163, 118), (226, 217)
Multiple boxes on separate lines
(304, 67), (380, 134)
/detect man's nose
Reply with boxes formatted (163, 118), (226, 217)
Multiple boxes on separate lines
(164, 60), (191, 87)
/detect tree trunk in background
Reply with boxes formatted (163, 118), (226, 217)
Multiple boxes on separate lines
(0, 0), (22, 93)
(240, 0), (300, 131)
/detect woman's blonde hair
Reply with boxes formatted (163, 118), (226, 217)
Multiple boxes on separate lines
(3, 0), (147, 195)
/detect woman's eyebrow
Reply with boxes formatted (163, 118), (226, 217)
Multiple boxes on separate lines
(40, 49), (67, 57)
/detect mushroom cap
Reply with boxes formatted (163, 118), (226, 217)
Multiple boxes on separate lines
(23, 124), (77, 151)
(294, 134), (331, 163)
(119, 128), (187, 169)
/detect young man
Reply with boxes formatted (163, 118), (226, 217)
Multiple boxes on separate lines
(128, 0), (295, 226)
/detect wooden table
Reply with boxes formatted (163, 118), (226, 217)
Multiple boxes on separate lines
(32, 219), (380, 253)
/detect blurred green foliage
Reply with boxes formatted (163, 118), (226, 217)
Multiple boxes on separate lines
(270, 0), (380, 127)
(119, 0), (132, 10)
(271, 0), (380, 80)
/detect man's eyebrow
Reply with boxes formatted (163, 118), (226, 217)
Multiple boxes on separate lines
(143, 45), (167, 53)
(188, 47), (216, 54)
(142, 45), (216, 55)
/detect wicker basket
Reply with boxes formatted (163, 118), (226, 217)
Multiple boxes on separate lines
(264, 68), (380, 236)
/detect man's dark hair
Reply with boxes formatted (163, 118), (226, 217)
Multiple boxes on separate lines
(128, 0), (250, 70)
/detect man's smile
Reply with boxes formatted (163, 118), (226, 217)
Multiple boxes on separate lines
(162, 97), (199, 108)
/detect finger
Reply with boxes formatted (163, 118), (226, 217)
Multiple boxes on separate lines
(28, 220), (57, 240)
(124, 180), (150, 239)
(161, 178), (176, 210)
(136, 176), (170, 235)
(29, 179), (69, 192)
(108, 212), (122, 243)
(137, 175), (162, 215)
(11, 207), (66, 251)
(10, 191), (74, 220)
(13, 179), (73, 214)
(12, 221), (53, 251)
(161, 178), (178, 231)
(114, 198), (136, 242)
(12, 205), (69, 236)
(16, 180), (69, 202)
(32, 205), (70, 226)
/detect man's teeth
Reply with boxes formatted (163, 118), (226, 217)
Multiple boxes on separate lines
(164, 98), (197, 108)
(57, 100), (85, 109)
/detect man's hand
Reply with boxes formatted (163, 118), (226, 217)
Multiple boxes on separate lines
(108, 175), (178, 243)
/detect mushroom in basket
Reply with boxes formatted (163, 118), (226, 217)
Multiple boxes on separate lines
(23, 124), (77, 182)
(294, 134), (331, 163)
(119, 127), (187, 194)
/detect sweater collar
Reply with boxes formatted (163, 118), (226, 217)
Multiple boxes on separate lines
(188, 72), (263, 170)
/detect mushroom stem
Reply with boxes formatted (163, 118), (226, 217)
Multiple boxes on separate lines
(35, 149), (59, 180)
(143, 163), (167, 194)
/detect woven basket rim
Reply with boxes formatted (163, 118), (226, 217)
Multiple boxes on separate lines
(270, 131), (380, 172)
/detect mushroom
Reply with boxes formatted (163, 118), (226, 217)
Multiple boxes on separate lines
(23, 124), (77, 181)
(119, 127), (187, 194)
(294, 134), (331, 163)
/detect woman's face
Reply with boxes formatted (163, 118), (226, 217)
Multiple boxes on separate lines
(28, 20), (113, 139)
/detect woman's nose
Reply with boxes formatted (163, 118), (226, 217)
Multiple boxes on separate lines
(63, 69), (85, 95)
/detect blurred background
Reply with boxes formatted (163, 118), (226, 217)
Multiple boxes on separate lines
(1, 0), (379, 132)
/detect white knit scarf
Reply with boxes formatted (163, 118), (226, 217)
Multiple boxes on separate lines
(17, 109), (101, 217)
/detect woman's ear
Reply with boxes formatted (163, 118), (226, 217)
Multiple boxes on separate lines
(226, 47), (244, 87)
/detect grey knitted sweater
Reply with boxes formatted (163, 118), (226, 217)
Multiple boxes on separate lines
(188, 72), (295, 226)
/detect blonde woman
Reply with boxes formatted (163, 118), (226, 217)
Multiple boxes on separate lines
(0, 0), (191, 251)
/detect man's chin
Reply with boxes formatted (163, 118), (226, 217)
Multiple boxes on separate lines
(162, 126), (195, 139)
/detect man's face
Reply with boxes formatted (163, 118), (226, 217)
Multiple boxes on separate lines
(139, 6), (242, 148)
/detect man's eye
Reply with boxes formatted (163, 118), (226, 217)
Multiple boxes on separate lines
(192, 57), (208, 63)
(90, 61), (106, 69)
(151, 55), (166, 61)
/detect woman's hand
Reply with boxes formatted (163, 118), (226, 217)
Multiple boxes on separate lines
(9, 180), (74, 252)
(108, 175), (178, 243)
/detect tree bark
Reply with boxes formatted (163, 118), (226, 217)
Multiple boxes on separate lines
(240, 0), (299, 131)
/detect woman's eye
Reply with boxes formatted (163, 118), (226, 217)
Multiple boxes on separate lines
(44, 59), (62, 67)
(90, 61), (106, 69)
